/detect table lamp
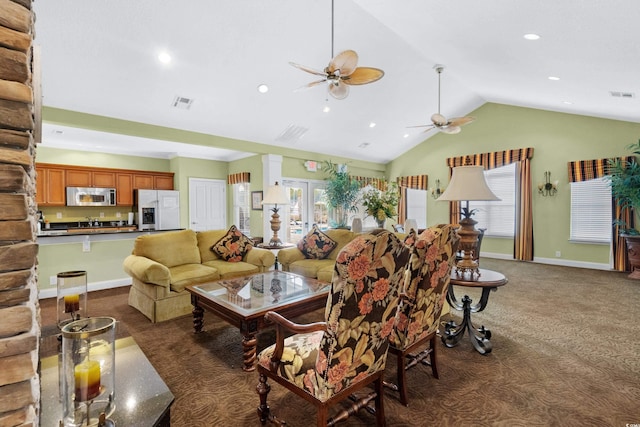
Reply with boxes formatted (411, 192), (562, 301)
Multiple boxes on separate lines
(262, 181), (290, 246)
(437, 165), (500, 276)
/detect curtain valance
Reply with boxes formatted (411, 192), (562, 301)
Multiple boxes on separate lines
(352, 176), (386, 191)
(227, 172), (250, 184)
(446, 147), (534, 170)
(567, 156), (634, 182)
(396, 174), (429, 190)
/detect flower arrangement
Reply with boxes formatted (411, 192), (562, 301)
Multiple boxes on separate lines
(361, 182), (399, 224)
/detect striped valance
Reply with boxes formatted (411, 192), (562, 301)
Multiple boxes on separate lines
(396, 174), (428, 190)
(353, 176), (386, 191)
(567, 156), (634, 182)
(446, 147), (534, 170)
(227, 172), (250, 184)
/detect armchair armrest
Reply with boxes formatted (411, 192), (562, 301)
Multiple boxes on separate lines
(245, 247), (276, 269)
(264, 311), (327, 369)
(123, 255), (171, 287)
(275, 247), (305, 271)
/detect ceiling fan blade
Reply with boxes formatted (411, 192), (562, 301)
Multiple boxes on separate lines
(292, 79), (327, 93)
(431, 113), (447, 126)
(289, 62), (327, 77)
(328, 50), (358, 76)
(329, 82), (349, 100)
(448, 116), (476, 127)
(343, 67), (385, 85)
(440, 125), (461, 134)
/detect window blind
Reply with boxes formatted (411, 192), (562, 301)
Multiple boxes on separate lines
(570, 178), (611, 243)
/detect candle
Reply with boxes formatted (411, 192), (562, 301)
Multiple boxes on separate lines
(64, 294), (80, 313)
(74, 360), (101, 401)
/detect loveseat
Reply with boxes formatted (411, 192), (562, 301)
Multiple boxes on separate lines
(123, 228), (275, 322)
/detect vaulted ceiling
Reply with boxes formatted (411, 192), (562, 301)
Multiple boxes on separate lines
(34, 0), (640, 163)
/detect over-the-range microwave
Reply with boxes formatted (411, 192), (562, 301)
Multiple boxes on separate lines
(66, 187), (116, 207)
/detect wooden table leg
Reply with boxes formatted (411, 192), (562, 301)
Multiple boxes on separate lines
(191, 295), (204, 333)
(242, 331), (258, 371)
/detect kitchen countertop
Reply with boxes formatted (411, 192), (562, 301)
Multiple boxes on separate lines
(36, 227), (185, 240)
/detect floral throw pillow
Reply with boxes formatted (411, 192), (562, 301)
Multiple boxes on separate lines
(211, 225), (253, 262)
(297, 224), (337, 260)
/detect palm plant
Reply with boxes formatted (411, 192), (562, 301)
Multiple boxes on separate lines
(608, 140), (640, 235)
(323, 161), (361, 228)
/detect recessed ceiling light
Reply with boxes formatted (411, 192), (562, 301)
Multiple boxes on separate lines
(323, 106), (330, 113)
(523, 33), (540, 40)
(403, 134), (409, 138)
(562, 100), (573, 105)
(158, 52), (171, 64)
(369, 122), (376, 128)
(257, 84), (269, 93)
(548, 76), (560, 81)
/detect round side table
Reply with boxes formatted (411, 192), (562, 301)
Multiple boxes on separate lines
(257, 243), (294, 270)
(442, 268), (507, 355)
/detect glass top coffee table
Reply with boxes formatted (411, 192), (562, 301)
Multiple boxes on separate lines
(186, 271), (330, 371)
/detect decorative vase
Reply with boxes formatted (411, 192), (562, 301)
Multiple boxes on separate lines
(376, 218), (386, 229)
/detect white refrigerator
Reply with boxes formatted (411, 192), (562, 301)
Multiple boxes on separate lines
(134, 189), (180, 231)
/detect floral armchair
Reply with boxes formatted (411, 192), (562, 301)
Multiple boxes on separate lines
(256, 229), (410, 426)
(386, 224), (459, 406)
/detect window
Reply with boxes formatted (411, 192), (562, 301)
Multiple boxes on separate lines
(468, 163), (516, 237)
(406, 188), (427, 229)
(570, 177), (611, 243)
(233, 183), (250, 235)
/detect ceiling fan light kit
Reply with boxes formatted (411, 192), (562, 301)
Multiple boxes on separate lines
(408, 64), (475, 134)
(289, 0), (384, 100)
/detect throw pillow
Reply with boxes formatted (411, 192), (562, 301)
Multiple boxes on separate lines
(211, 225), (253, 262)
(297, 224), (337, 260)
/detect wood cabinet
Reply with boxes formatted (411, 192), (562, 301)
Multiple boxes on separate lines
(36, 166), (66, 206)
(36, 163), (174, 207)
(66, 169), (116, 188)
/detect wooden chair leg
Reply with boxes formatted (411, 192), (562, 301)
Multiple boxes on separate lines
(256, 373), (271, 425)
(396, 351), (409, 406)
(317, 405), (328, 427)
(430, 335), (439, 379)
(374, 377), (386, 426)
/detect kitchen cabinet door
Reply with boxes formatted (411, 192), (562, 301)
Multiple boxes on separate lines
(67, 169), (116, 187)
(36, 166), (66, 206)
(133, 174), (154, 190)
(154, 174), (174, 190)
(65, 169), (92, 187)
(116, 173), (133, 206)
(92, 171), (116, 187)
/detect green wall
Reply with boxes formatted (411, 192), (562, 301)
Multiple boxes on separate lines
(387, 102), (640, 266)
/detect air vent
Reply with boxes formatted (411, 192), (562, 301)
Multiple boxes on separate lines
(359, 142), (370, 148)
(610, 91), (635, 99)
(274, 124), (308, 143)
(172, 96), (194, 109)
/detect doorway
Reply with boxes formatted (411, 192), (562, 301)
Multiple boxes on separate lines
(282, 179), (327, 244)
(188, 178), (226, 231)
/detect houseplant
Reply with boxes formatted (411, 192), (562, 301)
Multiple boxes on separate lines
(323, 161), (361, 228)
(607, 139), (640, 278)
(361, 181), (399, 229)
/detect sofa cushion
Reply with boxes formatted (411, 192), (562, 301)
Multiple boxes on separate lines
(323, 229), (357, 260)
(202, 260), (260, 279)
(197, 229), (229, 263)
(211, 225), (254, 262)
(297, 224), (337, 260)
(133, 229), (201, 268)
(168, 264), (220, 293)
(289, 259), (335, 280)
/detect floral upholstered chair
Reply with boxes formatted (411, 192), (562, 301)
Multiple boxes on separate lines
(386, 224), (459, 406)
(256, 229), (410, 426)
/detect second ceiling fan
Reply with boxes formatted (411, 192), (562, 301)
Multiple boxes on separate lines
(289, 0), (384, 100)
(410, 65), (475, 134)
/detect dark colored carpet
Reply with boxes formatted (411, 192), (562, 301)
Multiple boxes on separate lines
(39, 259), (640, 426)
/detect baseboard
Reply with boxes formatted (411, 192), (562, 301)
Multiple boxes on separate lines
(38, 278), (131, 300)
(482, 251), (612, 271)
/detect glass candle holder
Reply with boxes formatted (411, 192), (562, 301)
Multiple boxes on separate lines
(57, 271), (88, 329)
(61, 317), (116, 427)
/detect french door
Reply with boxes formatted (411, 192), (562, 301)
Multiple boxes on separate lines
(282, 179), (327, 244)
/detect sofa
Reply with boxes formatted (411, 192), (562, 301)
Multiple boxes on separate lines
(123, 228), (275, 322)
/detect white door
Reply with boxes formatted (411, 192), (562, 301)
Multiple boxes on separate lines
(189, 178), (226, 231)
(282, 179), (327, 244)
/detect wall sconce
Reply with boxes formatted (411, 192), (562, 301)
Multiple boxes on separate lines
(538, 171), (558, 196)
(431, 179), (444, 199)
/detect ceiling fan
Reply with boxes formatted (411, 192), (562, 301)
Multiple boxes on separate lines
(289, 0), (384, 100)
(409, 65), (475, 134)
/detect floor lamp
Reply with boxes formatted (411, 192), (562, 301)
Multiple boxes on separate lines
(262, 182), (290, 246)
(437, 165), (500, 277)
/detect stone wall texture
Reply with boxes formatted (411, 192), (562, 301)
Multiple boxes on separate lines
(0, 0), (40, 425)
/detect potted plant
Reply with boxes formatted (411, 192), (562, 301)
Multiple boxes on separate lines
(323, 161), (361, 228)
(361, 181), (399, 229)
(607, 139), (640, 278)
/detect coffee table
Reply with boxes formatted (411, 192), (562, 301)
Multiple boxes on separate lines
(186, 271), (330, 371)
(441, 268), (507, 355)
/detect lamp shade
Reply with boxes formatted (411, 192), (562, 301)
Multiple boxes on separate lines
(437, 165), (501, 202)
(262, 181), (290, 205)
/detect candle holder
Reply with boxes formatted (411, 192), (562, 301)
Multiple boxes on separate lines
(61, 317), (116, 427)
(57, 271), (88, 330)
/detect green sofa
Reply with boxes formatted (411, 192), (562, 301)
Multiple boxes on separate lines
(123, 229), (275, 322)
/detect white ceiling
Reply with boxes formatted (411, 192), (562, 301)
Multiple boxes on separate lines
(33, 0), (640, 164)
